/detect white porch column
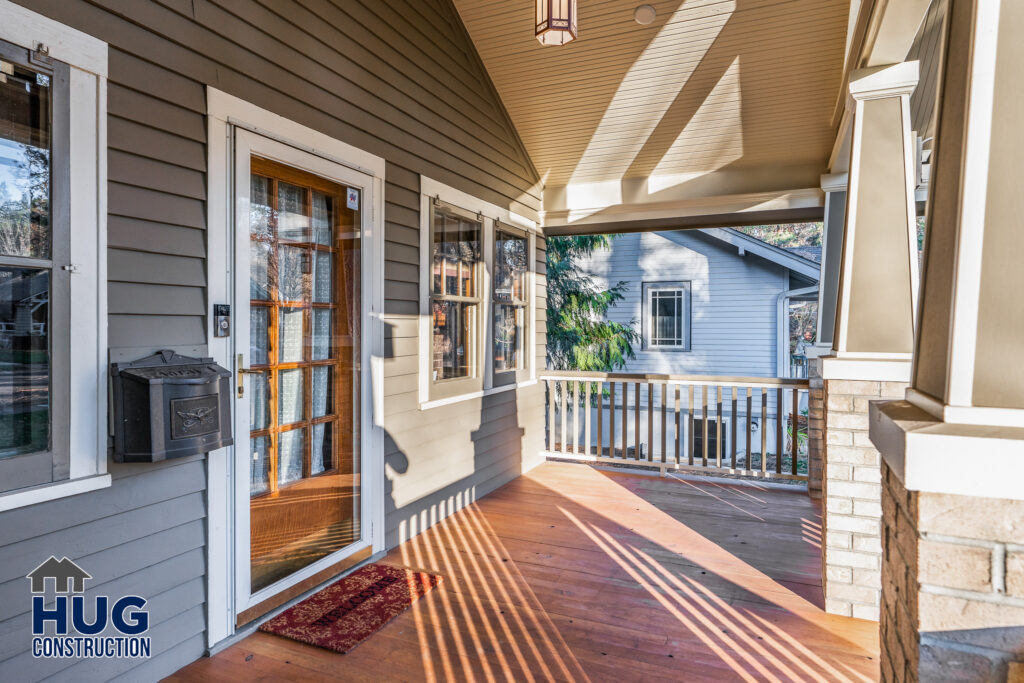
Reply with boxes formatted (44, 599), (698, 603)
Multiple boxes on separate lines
(871, 0), (1024, 679)
(818, 61), (920, 621)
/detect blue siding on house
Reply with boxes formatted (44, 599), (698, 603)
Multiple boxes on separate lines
(581, 231), (790, 378)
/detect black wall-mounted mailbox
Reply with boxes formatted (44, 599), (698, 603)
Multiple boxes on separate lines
(111, 350), (233, 462)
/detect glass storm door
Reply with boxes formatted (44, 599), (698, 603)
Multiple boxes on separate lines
(237, 150), (363, 599)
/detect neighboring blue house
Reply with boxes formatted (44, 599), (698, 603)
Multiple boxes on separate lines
(580, 228), (821, 379)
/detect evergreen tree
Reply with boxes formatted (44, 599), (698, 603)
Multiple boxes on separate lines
(545, 235), (639, 371)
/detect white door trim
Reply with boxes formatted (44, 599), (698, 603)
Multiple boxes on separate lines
(205, 88), (385, 647)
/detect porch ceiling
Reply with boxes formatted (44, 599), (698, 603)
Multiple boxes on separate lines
(454, 0), (851, 230)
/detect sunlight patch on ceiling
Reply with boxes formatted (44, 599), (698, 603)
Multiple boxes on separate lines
(647, 56), (744, 195)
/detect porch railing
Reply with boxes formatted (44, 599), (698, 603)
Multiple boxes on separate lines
(540, 371), (810, 480)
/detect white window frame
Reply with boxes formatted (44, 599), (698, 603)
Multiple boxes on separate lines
(419, 177), (537, 410)
(0, 1), (109, 512)
(642, 281), (691, 351)
(491, 222), (532, 387)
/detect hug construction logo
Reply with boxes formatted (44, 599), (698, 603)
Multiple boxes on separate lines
(26, 556), (151, 659)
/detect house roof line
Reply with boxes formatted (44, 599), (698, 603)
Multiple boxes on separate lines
(688, 227), (822, 281)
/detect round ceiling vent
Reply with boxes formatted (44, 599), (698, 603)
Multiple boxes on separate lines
(634, 4), (657, 25)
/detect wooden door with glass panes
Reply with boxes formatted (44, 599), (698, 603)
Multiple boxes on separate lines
(246, 157), (360, 593)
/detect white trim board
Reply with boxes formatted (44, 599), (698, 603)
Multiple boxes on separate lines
(819, 356), (912, 382)
(0, 0), (107, 75)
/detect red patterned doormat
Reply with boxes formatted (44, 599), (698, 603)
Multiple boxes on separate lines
(259, 563), (443, 653)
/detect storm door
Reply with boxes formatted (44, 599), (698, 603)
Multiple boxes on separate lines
(231, 135), (369, 613)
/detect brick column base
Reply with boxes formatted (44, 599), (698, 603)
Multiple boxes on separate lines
(881, 461), (1024, 682)
(821, 377), (907, 619)
(807, 361), (824, 500)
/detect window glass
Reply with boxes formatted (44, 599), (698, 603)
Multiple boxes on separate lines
(430, 208), (481, 382)
(0, 53), (52, 460)
(649, 287), (687, 347)
(494, 229), (528, 373)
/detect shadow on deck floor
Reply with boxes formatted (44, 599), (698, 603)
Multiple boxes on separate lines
(168, 462), (879, 682)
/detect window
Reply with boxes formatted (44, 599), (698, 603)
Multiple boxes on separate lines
(419, 176), (537, 407)
(492, 226), (529, 384)
(0, 8), (108, 510)
(430, 201), (482, 390)
(643, 282), (691, 350)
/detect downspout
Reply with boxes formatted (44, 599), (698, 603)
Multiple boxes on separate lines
(777, 285), (818, 378)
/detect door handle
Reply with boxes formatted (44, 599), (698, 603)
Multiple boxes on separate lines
(237, 353), (262, 398)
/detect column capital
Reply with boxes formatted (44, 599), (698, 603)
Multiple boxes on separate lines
(849, 61), (919, 100)
(820, 173), (848, 192)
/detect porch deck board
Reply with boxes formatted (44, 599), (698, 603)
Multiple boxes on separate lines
(168, 462), (879, 681)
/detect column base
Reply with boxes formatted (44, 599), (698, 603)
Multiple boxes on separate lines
(872, 399), (1024, 681)
(816, 356), (911, 620)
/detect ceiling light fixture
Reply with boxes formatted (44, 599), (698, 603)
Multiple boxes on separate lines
(634, 4), (657, 25)
(536, 0), (578, 46)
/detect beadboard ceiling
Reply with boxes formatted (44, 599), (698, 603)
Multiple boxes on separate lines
(453, 0), (850, 198)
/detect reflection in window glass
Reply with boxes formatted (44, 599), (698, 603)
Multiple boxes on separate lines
(0, 60), (51, 260)
(277, 429), (305, 486)
(493, 229), (528, 373)
(0, 268), (49, 458)
(430, 208), (481, 382)
(0, 52), (52, 461)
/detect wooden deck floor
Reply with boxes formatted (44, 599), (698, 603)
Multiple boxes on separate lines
(169, 462), (879, 682)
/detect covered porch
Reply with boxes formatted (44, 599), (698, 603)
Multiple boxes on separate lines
(170, 462), (877, 681)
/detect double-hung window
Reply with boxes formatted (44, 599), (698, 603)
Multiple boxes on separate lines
(420, 177), (536, 407)
(429, 200), (483, 399)
(643, 282), (691, 351)
(0, 7), (108, 510)
(492, 225), (530, 385)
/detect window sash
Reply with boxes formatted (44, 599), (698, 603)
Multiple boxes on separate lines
(429, 207), (482, 387)
(492, 224), (530, 381)
(0, 38), (71, 493)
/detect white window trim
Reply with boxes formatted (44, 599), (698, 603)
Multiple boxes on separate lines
(418, 176), (538, 410)
(642, 281), (691, 351)
(0, 1), (109, 512)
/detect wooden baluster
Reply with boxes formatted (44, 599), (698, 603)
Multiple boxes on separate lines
(775, 387), (784, 474)
(571, 382), (579, 454)
(585, 382), (592, 457)
(701, 385), (709, 467)
(610, 382), (616, 458)
(687, 384), (695, 466)
(622, 381), (628, 459)
(792, 386), (800, 476)
(674, 384), (681, 464)
(647, 383), (654, 461)
(730, 386), (738, 469)
(715, 386), (723, 468)
(634, 382), (641, 460)
(661, 383), (668, 463)
(560, 380), (568, 454)
(745, 387), (752, 471)
(761, 387), (768, 473)
(547, 379), (555, 451)
(596, 382), (603, 458)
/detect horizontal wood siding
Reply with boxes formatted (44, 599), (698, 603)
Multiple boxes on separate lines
(2, 0), (540, 679)
(580, 230), (789, 377)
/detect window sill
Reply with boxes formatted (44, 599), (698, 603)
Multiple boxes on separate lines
(420, 379), (538, 411)
(0, 473), (112, 513)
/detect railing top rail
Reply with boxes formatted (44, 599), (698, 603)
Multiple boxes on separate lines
(538, 369), (810, 388)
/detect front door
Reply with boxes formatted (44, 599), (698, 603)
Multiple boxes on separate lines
(231, 131), (371, 614)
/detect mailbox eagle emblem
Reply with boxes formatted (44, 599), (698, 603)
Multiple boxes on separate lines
(176, 406), (216, 431)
